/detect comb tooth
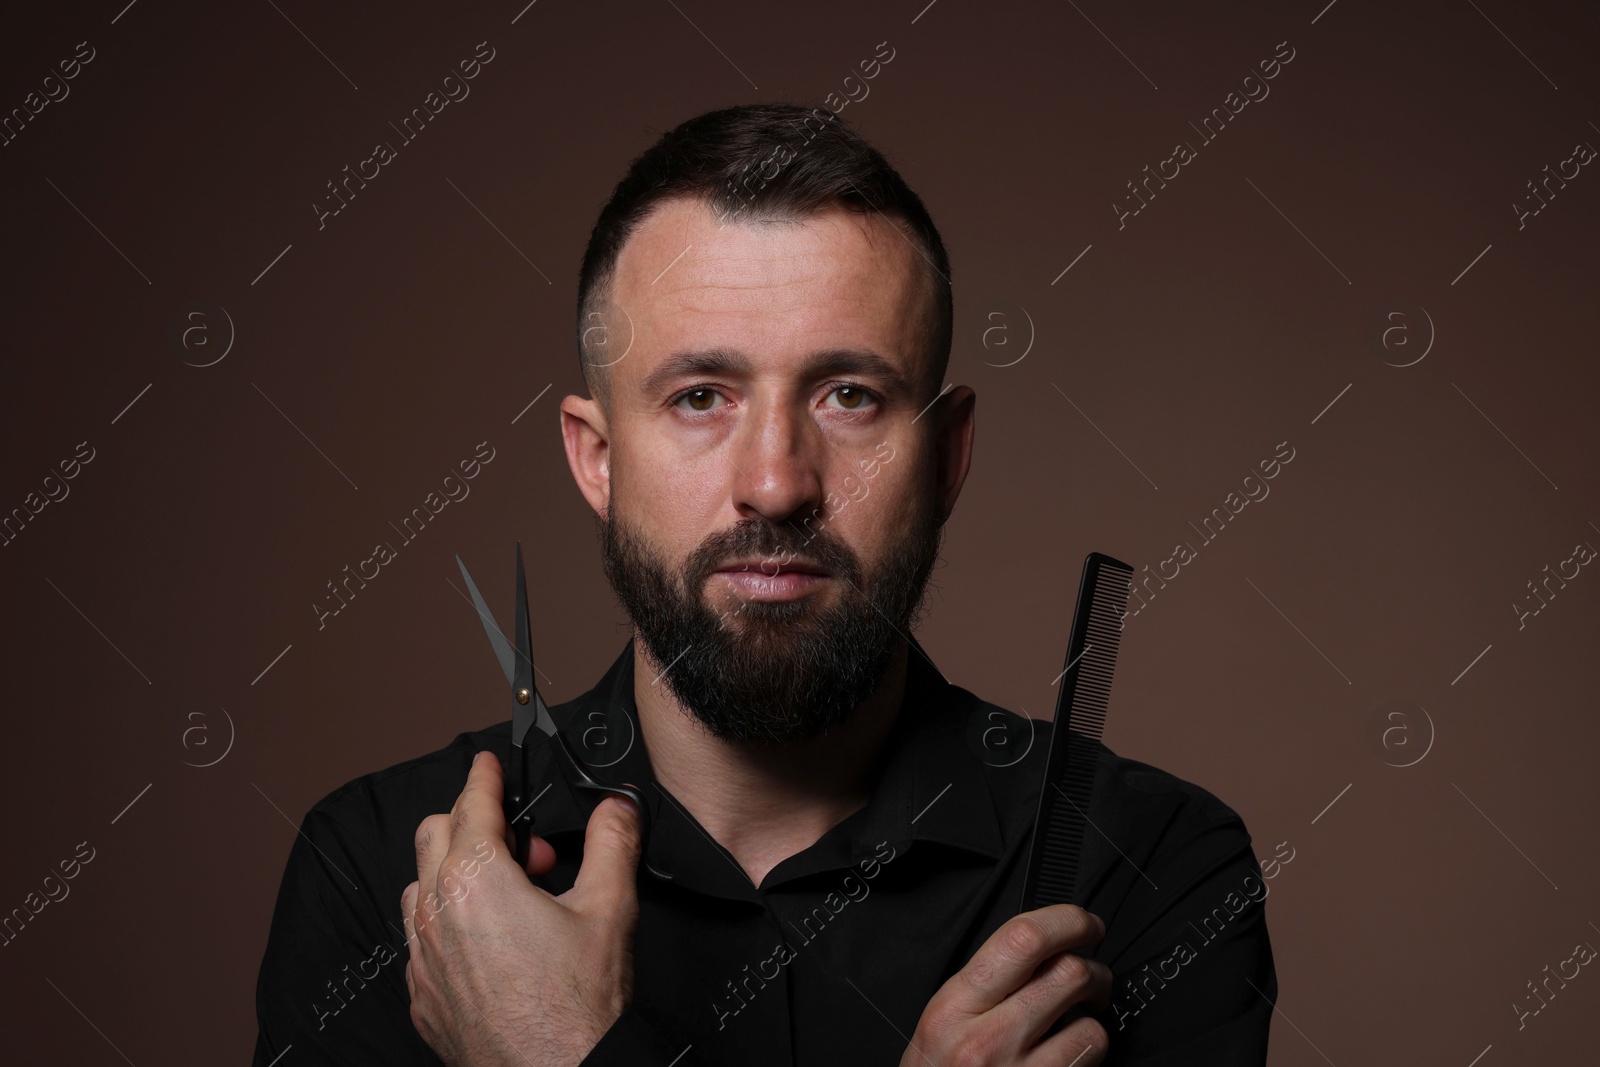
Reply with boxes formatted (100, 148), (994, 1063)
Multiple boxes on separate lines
(1019, 553), (1133, 911)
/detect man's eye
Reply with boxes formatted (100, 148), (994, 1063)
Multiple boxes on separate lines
(826, 384), (878, 411)
(674, 388), (724, 412)
(672, 385), (877, 413)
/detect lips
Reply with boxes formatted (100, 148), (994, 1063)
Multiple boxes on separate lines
(715, 556), (830, 577)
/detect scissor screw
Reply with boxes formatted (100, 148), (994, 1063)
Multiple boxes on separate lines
(516, 688), (531, 704)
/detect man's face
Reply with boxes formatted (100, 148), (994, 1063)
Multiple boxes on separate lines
(563, 198), (971, 744)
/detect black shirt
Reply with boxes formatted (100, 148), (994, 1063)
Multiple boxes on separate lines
(253, 636), (1275, 1065)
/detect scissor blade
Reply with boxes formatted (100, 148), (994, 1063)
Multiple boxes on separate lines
(514, 541), (532, 692)
(514, 541), (559, 741)
(455, 553), (516, 689)
(530, 687), (556, 739)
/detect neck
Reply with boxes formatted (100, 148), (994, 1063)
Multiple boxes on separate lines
(632, 635), (909, 889)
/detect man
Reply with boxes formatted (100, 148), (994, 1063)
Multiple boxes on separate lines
(253, 103), (1275, 1066)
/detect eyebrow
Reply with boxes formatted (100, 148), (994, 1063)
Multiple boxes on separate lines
(639, 347), (911, 399)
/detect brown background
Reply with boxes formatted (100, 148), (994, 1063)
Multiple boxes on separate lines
(2, 0), (1596, 1063)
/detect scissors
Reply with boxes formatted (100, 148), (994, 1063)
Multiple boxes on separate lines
(454, 542), (657, 875)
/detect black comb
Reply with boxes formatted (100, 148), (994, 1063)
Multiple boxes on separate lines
(1018, 552), (1134, 913)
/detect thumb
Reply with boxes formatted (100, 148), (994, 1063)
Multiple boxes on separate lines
(569, 794), (643, 914)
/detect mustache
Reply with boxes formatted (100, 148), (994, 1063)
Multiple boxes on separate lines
(683, 518), (861, 589)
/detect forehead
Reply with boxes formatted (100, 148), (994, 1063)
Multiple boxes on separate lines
(607, 197), (933, 390)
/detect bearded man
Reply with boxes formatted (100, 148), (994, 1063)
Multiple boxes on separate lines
(253, 103), (1275, 1067)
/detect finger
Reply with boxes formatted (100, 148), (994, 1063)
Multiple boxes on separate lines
(414, 813), (453, 892)
(567, 795), (642, 915)
(450, 749), (499, 820)
(1032, 951), (1113, 1011)
(524, 834), (559, 878)
(992, 951), (1114, 1054)
(951, 906), (1105, 1015)
(401, 880), (418, 927)
(449, 749), (508, 847)
(501, 818), (560, 880)
(1023, 1015), (1107, 1067)
(400, 880), (429, 959)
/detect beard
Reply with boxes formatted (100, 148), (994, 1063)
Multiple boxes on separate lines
(599, 484), (945, 744)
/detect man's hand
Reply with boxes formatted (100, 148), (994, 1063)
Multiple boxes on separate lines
(401, 750), (643, 1067)
(899, 905), (1112, 1066)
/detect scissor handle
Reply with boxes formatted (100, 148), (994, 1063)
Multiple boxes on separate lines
(504, 741), (538, 869)
(573, 777), (669, 880)
(571, 778), (649, 839)
(506, 730), (666, 880)
(549, 728), (657, 866)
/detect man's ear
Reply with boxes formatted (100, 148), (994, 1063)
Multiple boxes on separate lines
(933, 385), (975, 525)
(560, 395), (611, 516)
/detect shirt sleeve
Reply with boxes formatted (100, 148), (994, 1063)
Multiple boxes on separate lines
(253, 804), (441, 1066)
(254, 797), (692, 1067)
(579, 1002), (693, 1065)
(1099, 804), (1277, 1067)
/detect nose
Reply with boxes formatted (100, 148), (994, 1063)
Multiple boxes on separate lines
(725, 393), (825, 527)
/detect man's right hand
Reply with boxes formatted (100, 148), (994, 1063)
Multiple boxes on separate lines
(899, 905), (1112, 1066)
(401, 751), (643, 1067)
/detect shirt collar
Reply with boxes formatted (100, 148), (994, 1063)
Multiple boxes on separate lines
(536, 634), (1008, 895)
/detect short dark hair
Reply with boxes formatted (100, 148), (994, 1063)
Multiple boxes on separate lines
(575, 103), (952, 410)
